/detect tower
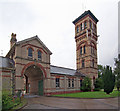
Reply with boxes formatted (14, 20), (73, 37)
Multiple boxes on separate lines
(10, 33), (17, 49)
(73, 10), (99, 81)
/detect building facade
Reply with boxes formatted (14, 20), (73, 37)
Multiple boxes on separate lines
(1, 10), (99, 95)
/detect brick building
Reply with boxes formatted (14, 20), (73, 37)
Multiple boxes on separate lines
(1, 10), (99, 95)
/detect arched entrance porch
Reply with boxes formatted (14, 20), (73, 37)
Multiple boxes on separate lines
(22, 63), (46, 95)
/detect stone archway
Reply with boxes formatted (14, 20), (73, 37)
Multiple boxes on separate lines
(22, 63), (46, 95)
(21, 62), (47, 78)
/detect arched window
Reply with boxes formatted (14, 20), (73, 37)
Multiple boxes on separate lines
(92, 59), (94, 67)
(82, 22), (84, 30)
(91, 46), (92, 54)
(84, 21), (87, 29)
(89, 20), (92, 29)
(38, 50), (42, 60)
(83, 45), (86, 54)
(94, 24), (96, 33)
(80, 23), (82, 31)
(76, 26), (79, 33)
(91, 46), (94, 54)
(28, 48), (33, 57)
(80, 47), (82, 55)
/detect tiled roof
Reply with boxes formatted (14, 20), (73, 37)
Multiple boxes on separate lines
(73, 10), (99, 24)
(50, 65), (85, 77)
(0, 56), (15, 68)
(0, 57), (85, 77)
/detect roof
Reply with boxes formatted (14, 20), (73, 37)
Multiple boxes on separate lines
(16, 35), (52, 55)
(50, 65), (85, 77)
(6, 35), (52, 57)
(0, 56), (15, 68)
(73, 10), (99, 24)
(0, 57), (85, 77)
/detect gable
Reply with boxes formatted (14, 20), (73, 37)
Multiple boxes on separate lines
(16, 35), (52, 55)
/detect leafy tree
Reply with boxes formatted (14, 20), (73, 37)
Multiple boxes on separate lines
(114, 54), (120, 91)
(94, 77), (103, 91)
(103, 66), (115, 94)
(80, 77), (91, 92)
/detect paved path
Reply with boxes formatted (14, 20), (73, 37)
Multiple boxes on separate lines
(22, 96), (119, 109)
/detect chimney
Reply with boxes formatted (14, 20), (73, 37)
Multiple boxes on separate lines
(10, 33), (17, 49)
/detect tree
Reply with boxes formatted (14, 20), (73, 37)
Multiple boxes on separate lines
(94, 77), (103, 91)
(95, 64), (104, 91)
(103, 66), (115, 94)
(80, 77), (91, 92)
(98, 65), (104, 78)
(114, 54), (120, 91)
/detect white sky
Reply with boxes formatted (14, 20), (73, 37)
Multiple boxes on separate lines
(0, 0), (119, 69)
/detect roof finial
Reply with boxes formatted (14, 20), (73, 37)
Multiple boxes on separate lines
(82, 0), (87, 12)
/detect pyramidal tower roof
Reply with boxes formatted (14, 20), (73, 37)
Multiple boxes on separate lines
(73, 10), (99, 24)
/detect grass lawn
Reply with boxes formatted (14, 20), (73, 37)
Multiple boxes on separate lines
(52, 90), (119, 98)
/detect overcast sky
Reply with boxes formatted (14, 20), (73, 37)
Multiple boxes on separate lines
(0, 0), (119, 69)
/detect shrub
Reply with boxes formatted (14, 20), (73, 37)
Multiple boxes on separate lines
(16, 90), (22, 98)
(116, 80), (120, 91)
(80, 77), (91, 92)
(114, 54), (120, 91)
(2, 91), (13, 110)
(2, 91), (20, 110)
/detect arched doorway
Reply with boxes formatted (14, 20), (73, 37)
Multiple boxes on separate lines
(24, 65), (44, 95)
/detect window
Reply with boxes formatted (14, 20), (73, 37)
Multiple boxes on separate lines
(91, 47), (93, 54)
(56, 78), (60, 87)
(89, 20), (92, 29)
(80, 47), (82, 55)
(94, 24), (96, 33)
(91, 47), (94, 54)
(86, 29), (88, 38)
(82, 22), (84, 30)
(93, 47), (94, 54)
(82, 59), (85, 68)
(93, 76), (95, 84)
(80, 79), (82, 87)
(68, 79), (71, 88)
(38, 50), (42, 60)
(84, 21), (87, 29)
(28, 48), (33, 57)
(83, 45), (86, 54)
(80, 23), (82, 31)
(92, 59), (94, 67)
(76, 26), (79, 33)
(92, 22), (93, 29)
(72, 79), (74, 88)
